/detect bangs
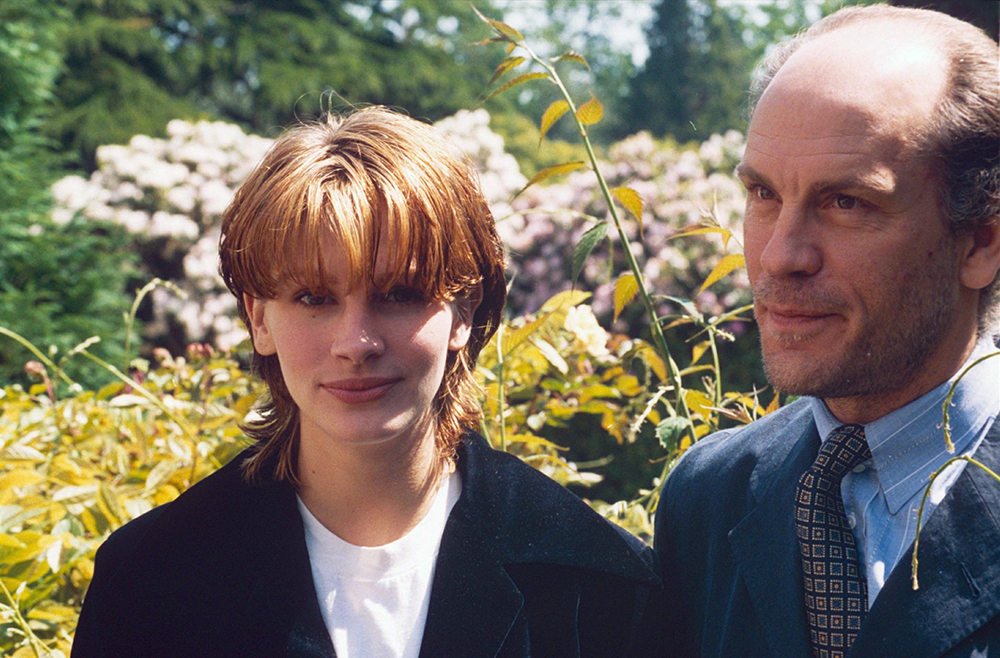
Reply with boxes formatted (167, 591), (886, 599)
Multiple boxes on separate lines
(226, 131), (486, 302)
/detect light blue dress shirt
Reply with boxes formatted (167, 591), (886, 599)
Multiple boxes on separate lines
(809, 339), (999, 607)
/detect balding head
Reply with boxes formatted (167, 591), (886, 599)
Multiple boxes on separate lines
(748, 4), (1000, 330)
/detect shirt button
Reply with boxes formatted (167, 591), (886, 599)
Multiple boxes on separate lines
(853, 463), (867, 473)
(847, 514), (857, 529)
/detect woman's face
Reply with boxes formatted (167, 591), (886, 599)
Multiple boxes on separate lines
(245, 234), (476, 457)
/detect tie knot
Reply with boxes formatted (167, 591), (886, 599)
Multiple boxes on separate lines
(812, 424), (872, 480)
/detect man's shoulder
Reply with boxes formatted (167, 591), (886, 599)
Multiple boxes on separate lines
(659, 398), (814, 519)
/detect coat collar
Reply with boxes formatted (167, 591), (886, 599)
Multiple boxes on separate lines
(232, 432), (657, 658)
(726, 402), (1000, 658)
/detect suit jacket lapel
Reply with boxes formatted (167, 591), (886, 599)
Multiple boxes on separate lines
(727, 414), (819, 658)
(849, 425), (1000, 658)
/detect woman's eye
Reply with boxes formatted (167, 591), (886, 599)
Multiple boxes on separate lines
(296, 292), (333, 306)
(383, 288), (423, 304)
(834, 195), (859, 210)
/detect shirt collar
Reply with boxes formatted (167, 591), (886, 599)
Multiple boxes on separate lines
(810, 337), (1000, 513)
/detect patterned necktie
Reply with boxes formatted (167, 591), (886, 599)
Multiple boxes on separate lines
(795, 423), (872, 658)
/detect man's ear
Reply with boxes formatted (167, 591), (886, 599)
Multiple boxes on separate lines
(959, 217), (1000, 291)
(244, 294), (277, 355)
(449, 283), (483, 351)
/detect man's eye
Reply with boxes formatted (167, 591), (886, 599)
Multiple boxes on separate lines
(755, 186), (776, 201)
(296, 292), (332, 306)
(834, 195), (859, 210)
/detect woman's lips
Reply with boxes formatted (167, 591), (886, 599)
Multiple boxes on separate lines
(320, 377), (401, 403)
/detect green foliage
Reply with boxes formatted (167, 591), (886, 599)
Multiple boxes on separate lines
(0, 345), (259, 656)
(0, 218), (138, 390)
(0, 0), (139, 392)
(45, 0), (519, 168)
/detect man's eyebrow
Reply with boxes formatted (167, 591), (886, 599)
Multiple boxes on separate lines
(809, 171), (896, 197)
(734, 162), (770, 187)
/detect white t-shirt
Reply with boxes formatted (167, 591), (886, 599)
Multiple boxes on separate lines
(296, 472), (462, 658)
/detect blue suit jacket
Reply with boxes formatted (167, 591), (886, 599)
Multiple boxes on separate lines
(72, 433), (663, 658)
(655, 398), (1000, 658)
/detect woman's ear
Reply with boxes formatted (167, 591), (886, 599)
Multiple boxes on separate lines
(449, 283), (483, 351)
(244, 294), (277, 355)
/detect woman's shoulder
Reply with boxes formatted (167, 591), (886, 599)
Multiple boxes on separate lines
(454, 432), (658, 586)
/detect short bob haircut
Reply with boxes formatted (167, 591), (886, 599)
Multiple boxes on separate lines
(219, 107), (507, 483)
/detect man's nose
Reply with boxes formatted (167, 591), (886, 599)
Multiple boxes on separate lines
(330, 303), (385, 364)
(758, 206), (822, 278)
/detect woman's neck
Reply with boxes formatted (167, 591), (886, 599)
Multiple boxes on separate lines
(294, 422), (450, 547)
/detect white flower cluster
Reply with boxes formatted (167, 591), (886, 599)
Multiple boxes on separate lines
(51, 120), (272, 350)
(433, 109), (526, 220)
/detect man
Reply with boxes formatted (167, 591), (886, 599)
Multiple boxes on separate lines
(655, 5), (1000, 658)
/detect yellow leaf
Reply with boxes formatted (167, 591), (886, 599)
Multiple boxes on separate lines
(0, 469), (44, 492)
(0, 533), (24, 548)
(519, 161), (587, 195)
(485, 72), (548, 102)
(486, 55), (525, 88)
(684, 389), (715, 418)
(670, 226), (734, 248)
(611, 186), (644, 234)
(691, 340), (710, 365)
(637, 345), (667, 382)
(29, 383), (48, 396)
(471, 5), (524, 42)
(576, 94), (604, 125)
(764, 391), (781, 415)
(613, 273), (640, 323)
(698, 254), (746, 294)
(554, 50), (590, 70)
(539, 100), (570, 144)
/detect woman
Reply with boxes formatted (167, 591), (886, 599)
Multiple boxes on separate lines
(72, 107), (662, 658)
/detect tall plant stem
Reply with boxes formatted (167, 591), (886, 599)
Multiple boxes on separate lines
(523, 45), (692, 428)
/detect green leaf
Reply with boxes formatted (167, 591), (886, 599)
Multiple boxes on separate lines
(487, 56), (525, 88)
(613, 273), (640, 323)
(698, 254), (745, 294)
(611, 186), (644, 234)
(656, 416), (692, 451)
(571, 222), (608, 283)
(576, 94), (604, 126)
(539, 100), (570, 144)
(485, 72), (549, 102)
(518, 160), (587, 195)
(553, 50), (590, 70)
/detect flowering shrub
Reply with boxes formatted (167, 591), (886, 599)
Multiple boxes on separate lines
(505, 129), (750, 326)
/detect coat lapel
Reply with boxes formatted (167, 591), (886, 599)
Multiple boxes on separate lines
(727, 413), (819, 658)
(236, 478), (336, 658)
(849, 425), (1000, 658)
(417, 511), (525, 658)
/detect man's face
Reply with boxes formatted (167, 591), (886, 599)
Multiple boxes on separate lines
(739, 27), (982, 422)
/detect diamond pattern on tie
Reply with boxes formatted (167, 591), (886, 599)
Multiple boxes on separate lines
(796, 423), (871, 658)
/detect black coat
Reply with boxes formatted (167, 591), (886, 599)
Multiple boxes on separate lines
(655, 398), (1000, 658)
(72, 433), (664, 657)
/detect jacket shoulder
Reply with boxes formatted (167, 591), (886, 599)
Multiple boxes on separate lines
(458, 433), (659, 584)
